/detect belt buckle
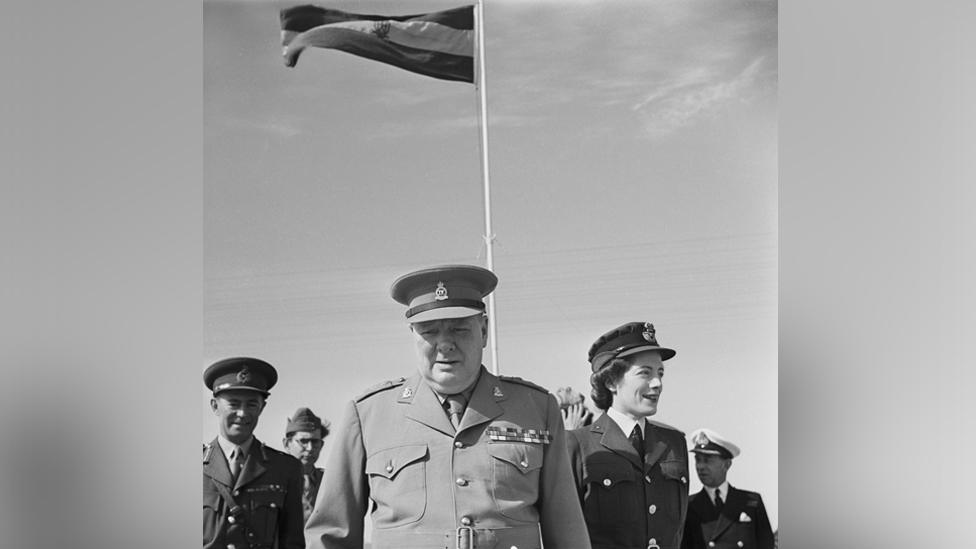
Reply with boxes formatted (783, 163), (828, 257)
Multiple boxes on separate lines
(456, 525), (474, 549)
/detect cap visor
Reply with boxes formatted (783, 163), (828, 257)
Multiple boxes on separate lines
(408, 307), (483, 324)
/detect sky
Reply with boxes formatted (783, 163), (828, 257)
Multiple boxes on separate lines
(204, 0), (778, 529)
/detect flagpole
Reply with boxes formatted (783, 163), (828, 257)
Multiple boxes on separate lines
(475, 0), (499, 376)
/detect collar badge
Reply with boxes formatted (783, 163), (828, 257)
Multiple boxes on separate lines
(401, 386), (414, 399)
(492, 386), (504, 398)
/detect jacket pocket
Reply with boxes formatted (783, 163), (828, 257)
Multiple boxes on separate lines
(366, 444), (428, 527)
(487, 442), (543, 521)
(583, 462), (640, 524)
(247, 486), (285, 543)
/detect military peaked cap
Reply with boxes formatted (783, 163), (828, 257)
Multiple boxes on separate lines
(391, 264), (497, 323)
(204, 356), (278, 396)
(588, 321), (676, 372)
(689, 428), (741, 459)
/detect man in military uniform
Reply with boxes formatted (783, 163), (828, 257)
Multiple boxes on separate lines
(681, 429), (774, 549)
(304, 264), (591, 549)
(203, 357), (305, 549)
(282, 407), (330, 525)
(567, 322), (689, 549)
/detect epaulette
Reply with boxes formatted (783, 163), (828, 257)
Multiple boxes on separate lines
(355, 377), (406, 402)
(647, 418), (685, 435)
(202, 442), (215, 462)
(498, 375), (549, 394)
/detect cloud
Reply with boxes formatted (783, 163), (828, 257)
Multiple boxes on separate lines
(633, 55), (770, 138)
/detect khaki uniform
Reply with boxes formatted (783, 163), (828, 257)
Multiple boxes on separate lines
(567, 413), (689, 549)
(304, 367), (592, 549)
(203, 438), (305, 549)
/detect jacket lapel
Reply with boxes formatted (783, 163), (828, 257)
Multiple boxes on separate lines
(709, 485), (739, 540)
(202, 437), (234, 488)
(234, 439), (268, 490)
(401, 374), (456, 437)
(457, 368), (504, 432)
(593, 413), (643, 469)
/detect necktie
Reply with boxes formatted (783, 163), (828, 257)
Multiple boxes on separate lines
(629, 424), (645, 459)
(230, 446), (245, 479)
(714, 488), (724, 511)
(302, 472), (315, 516)
(445, 394), (468, 429)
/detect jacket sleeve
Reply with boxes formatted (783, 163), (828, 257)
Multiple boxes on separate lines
(564, 428), (585, 505)
(538, 394), (593, 549)
(281, 454), (306, 549)
(753, 494), (775, 549)
(305, 400), (368, 549)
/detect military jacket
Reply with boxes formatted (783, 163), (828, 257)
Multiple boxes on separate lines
(567, 413), (689, 549)
(203, 437), (305, 549)
(301, 467), (324, 525)
(681, 487), (774, 549)
(304, 367), (592, 549)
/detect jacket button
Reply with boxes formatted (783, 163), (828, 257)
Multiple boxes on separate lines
(233, 490), (240, 496)
(737, 543), (744, 547)
(227, 516), (236, 524)
(454, 441), (464, 448)
(269, 503), (276, 508)
(227, 545), (236, 549)
(456, 478), (468, 486)
(648, 504), (657, 514)
(386, 464), (394, 473)
(602, 478), (612, 486)
(708, 542), (716, 548)
(460, 516), (472, 526)
(519, 460), (528, 468)
(645, 475), (652, 483)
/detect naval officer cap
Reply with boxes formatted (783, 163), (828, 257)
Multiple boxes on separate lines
(391, 264), (498, 323)
(588, 321), (676, 372)
(689, 428), (741, 460)
(203, 357), (278, 397)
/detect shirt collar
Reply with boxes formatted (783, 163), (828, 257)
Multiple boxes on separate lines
(217, 435), (253, 459)
(606, 407), (645, 437)
(705, 480), (730, 502)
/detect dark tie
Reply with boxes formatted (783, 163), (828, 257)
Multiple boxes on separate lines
(629, 424), (645, 459)
(445, 394), (468, 429)
(302, 472), (315, 517)
(714, 488), (724, 511)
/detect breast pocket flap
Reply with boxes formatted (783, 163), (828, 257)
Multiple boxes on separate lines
(366, 444), (429, 480)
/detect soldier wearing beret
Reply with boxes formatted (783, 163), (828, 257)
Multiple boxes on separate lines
(681, 429), (774, 549)
(566, 322), (690, 549)
(203, 357), (305, 549)
(304, 265), (591, 549)
(282, 407), (330, 525)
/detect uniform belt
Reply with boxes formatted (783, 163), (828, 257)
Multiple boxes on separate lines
(372, 524), (541, 549)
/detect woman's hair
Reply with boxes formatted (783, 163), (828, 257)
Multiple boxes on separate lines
(589, 358), (632, 410)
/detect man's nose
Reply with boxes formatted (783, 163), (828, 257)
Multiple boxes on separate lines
(649, 377), (662, 389)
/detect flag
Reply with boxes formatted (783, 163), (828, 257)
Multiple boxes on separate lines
(280, 4), (474, 83)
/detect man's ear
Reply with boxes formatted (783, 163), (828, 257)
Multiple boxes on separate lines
(481, 315), (489, 348)
(210, 397), (219, 413)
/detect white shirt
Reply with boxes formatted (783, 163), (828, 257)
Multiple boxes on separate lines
(607, 407), (646, 439)
(217, 435), (253, 464)
(705, 481), (730, 505)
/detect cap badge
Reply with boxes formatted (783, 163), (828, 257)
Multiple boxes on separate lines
(692, 431), (710, 447)
(492, 386), (504, 398)
(642, 322), (656, 343)
(434, 282), (449, 301)
(236, 368), (251, 383)
(401, 386), (414, 399)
